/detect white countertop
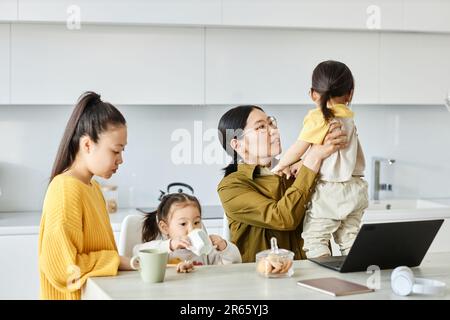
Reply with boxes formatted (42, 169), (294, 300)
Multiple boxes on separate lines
(82, 251), (450, 300)
(0, 209), (138, 235)
(0, 206), (225, 236)
(2, 199), (450, 236)
(362, 208), (450, 224)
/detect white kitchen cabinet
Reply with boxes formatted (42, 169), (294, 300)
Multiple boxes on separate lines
(0, 234), (40, 299)
(13, 0), (450, 34)
(205, 227), (220, 235)
(18, 0), (221, 25)
(11, 24), (204, 105)
(428, 219), (450, 253)
(205, 28), (379, 105)
(202, 219), (224, 238)
(380, 33), (450, 105)
(403, 0), (450, 33)
(0, 0), (17, 21)
(0, 24), (10, 104)
(222, 0), (403, 31)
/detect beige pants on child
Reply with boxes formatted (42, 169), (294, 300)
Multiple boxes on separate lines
(302, 177), (369, 258)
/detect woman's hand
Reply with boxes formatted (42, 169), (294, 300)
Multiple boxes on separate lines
(289, 160), (303, 178)
(170, 236), (191, 251)
(323, 120), (348, 150)
(271, 164), (283, 176)
(209, 234), (227, 251)
(302, 120), (348, 173)
(271, 164), (292, 179)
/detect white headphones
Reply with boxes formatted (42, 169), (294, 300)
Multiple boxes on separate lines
(391, 266), (447, 296)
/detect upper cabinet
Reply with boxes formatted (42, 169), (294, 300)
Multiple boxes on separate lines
(0, 25), (10, 104)
(18, 0), (221, 25)
(0, 0), (17, 21)
(222, 0), (403, 31)
(205, 28), (379, 105)
(403, 0), (450, 33)
(2, 1), (450, 106)
(10, 24), (204, 105)
(0, 0), (449, 34)
(379, 33), (450, 105)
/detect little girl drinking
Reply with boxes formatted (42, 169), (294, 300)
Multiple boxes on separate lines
(133, 193), (241, 271)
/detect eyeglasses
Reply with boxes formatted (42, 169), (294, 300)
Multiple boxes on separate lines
(236, 116), (278, 139)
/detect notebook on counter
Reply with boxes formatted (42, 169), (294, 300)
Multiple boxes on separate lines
(297, 277), (374, 297)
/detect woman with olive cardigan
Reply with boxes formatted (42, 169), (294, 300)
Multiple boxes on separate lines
(217, 105), (347, 263)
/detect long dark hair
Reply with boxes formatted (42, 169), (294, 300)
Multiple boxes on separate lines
(50, 91), (126, 182)
(218, 105), (263, 177)
(311, 60), (354, 122)
(142, 193), (202, 243)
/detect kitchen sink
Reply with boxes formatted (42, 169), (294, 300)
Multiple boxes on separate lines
(366, 199), (449, 212)
(362, 198), (450, 224)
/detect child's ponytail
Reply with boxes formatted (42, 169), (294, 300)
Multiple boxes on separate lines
(319, 91), (334, 122)
(50, 91), (126, 182)
(311, 60), (354, 123)
(142, 211), (160, 243)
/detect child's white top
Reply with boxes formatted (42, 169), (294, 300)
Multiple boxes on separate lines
(133, 233), (242, 266)
(299, 104), (365, 182)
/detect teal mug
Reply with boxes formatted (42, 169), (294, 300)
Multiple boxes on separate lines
(130, 249), (168, 283)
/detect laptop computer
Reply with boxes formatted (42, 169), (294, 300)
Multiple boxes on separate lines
(309, 219), (444, 273)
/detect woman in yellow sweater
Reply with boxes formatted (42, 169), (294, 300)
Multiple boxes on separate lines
(38, 91), (133, 300)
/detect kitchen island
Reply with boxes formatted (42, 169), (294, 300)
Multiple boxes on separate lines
(82, 251), (450, 300)
(2, 202), (450, 299)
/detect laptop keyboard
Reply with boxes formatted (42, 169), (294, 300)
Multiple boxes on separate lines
(316, 256), (346, 263)
(324, 261), (345, 268)
(310, 255), (347, 269)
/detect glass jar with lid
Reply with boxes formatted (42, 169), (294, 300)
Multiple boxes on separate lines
(101, 184), (118, 213)
(255, 237), (294, 278)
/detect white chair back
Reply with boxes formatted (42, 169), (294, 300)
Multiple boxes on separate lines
(222, 214), (230, 241)
(118, 214), (145, 257)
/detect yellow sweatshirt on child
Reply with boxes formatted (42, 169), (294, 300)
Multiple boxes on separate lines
(38, 174), (120, 300)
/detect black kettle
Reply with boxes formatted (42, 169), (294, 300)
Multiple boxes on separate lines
(158, 182), (194, 201)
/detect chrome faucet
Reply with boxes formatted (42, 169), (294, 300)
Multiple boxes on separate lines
(445, 92), (450, 112)
(371, 157), (396, 201)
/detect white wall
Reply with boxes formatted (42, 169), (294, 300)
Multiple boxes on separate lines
(1, 104), (450, 212)
(0, 24), (10, 104)
(1, 23), (450, 211)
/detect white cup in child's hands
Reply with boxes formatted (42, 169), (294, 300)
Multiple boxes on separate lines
(187, 229), (213, 256)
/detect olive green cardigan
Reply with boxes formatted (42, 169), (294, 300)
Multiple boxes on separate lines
(217, 163), (319, 263)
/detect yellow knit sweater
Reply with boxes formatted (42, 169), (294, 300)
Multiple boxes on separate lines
(38, 174), (120, 300)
